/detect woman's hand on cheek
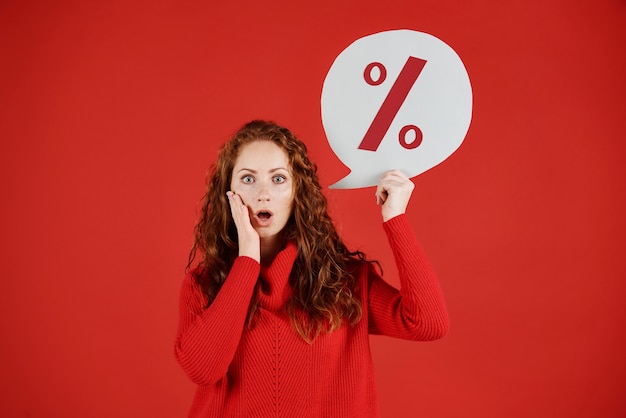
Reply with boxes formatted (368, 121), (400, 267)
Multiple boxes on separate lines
(375, 170), (415, 222)
(226, 191), (260, 262)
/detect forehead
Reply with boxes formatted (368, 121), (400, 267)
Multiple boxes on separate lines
(233, 140), (290, 169)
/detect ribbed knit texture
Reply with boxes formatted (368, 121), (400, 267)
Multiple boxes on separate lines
(174, 215), (449, 417)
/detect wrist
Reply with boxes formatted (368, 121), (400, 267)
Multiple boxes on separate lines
(238, 240), (260, 262)
(382, 209), (404, 222)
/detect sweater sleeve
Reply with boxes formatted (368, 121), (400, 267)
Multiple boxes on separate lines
(174, 256), (260, 386)
(367, 214), (449, 341)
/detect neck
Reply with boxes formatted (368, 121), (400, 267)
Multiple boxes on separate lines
(260, 234), (285, 266)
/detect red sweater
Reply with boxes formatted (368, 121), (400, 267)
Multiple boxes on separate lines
(174, 215), (449, 417)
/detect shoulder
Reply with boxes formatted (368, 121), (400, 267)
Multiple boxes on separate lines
(179, 269), (208, 309)
(183, 267), (205, 292)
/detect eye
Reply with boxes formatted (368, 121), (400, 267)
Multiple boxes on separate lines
(241, 175), (254, 184)
(272, 175), (287, 184)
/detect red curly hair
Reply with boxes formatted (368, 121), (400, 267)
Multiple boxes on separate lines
(188, 120), (372, 342)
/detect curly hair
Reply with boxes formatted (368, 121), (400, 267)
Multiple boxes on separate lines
(188, 120), (372, 342)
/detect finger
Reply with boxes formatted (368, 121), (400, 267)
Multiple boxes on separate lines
(226, 191), (249, 225)
(381, 171), (414, 191)
(227, 191), (248, 210)
(375, 182), (388, 205)
(226, 191), (239, 214)
(378, 170), (400, 186)
(375, 189), (387, 205)
(380, 170), (409, 187)
(377, 172), (401, 196)
(228, 191), (243, 208)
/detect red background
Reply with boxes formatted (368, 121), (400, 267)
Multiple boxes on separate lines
(1, 0), (625, 417)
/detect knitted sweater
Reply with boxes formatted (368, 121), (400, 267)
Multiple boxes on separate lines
(174, 215), (449, 417)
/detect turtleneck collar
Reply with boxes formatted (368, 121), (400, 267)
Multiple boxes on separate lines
(257, 240), (298, 311)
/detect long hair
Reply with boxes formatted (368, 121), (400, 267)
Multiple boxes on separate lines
(188, 120), (370, 342)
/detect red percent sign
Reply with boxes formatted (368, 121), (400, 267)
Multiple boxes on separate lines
(359, 56), (427, 151)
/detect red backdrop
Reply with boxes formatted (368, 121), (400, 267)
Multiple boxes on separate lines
(1, 0), (625, 417)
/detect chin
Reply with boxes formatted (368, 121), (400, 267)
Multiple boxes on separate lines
(257, 226), (288, 241)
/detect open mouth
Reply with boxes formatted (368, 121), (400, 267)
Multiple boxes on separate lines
(256, 211), (273, 221)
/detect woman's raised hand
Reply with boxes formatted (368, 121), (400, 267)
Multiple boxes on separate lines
(226, 191), (260, 262)
(375, 170), (415, 222)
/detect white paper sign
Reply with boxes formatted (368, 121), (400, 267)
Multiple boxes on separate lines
(321, 29), (473, 189)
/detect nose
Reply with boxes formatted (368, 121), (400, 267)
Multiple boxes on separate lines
(257, 181), (270, 202)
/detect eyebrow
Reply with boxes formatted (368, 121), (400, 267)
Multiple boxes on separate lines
(237, 168), (289, 174)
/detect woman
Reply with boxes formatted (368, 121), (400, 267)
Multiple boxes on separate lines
(174, 120), (449, 417)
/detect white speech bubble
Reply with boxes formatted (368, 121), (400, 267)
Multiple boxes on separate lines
(321, 29), (473, 189)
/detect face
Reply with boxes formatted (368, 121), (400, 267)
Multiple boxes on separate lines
(230, 140), (294, 240)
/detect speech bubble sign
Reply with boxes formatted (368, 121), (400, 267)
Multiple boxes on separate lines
(321, 29), (473, 189)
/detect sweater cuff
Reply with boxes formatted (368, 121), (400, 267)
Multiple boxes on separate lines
(230, 256), (261, 280)
(382, 213), (417, 246)
(382, 213), (409, 231)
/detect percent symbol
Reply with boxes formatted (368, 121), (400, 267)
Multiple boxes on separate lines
(359, 56), (427, 151)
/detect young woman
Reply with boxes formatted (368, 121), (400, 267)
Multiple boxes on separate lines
(174, 120), (449, 417)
